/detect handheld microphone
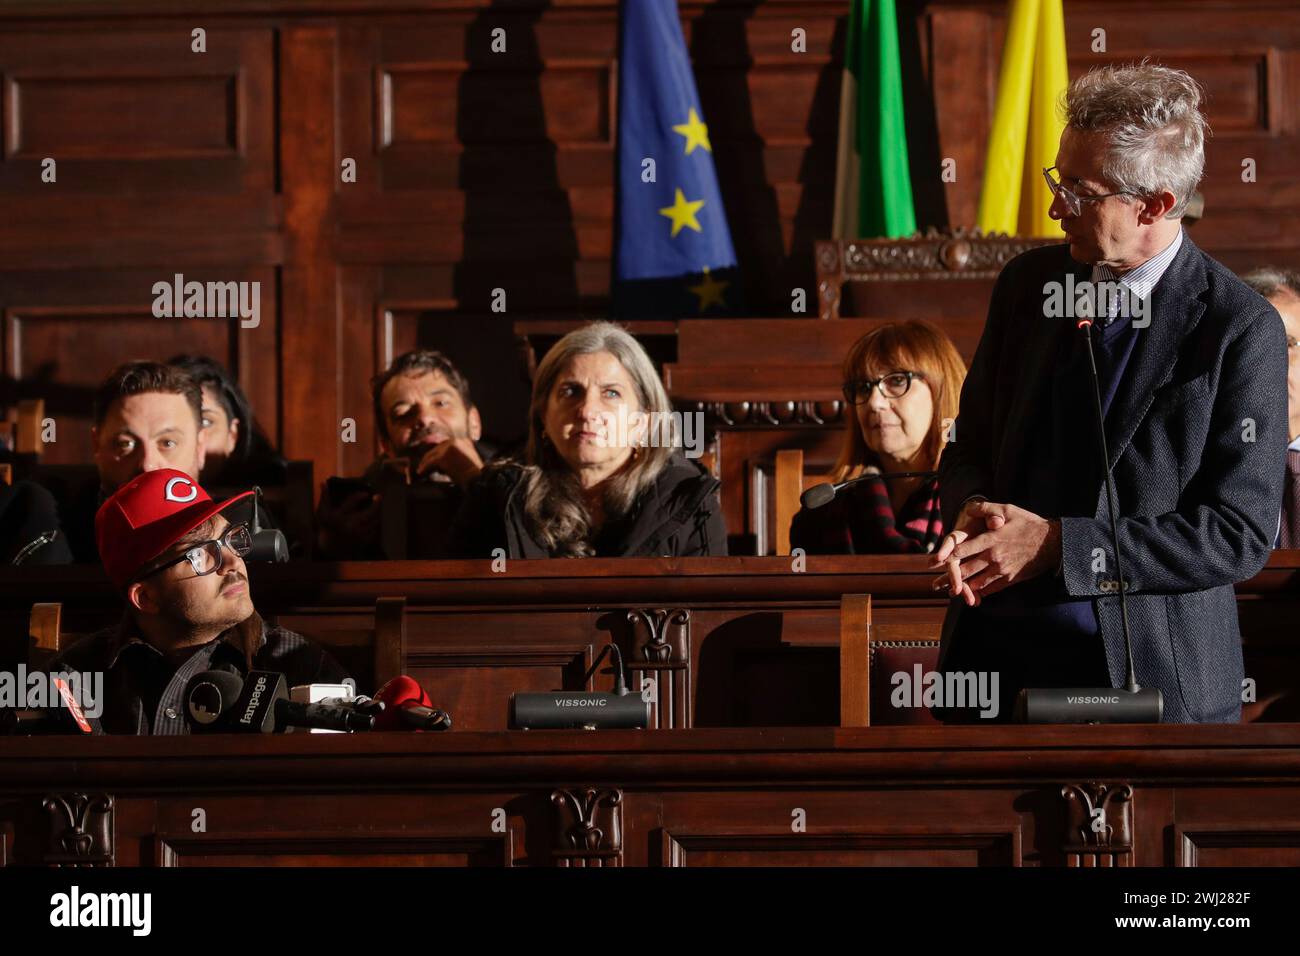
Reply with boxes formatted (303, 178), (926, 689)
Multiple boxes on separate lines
(800, 470), (938, 510)
(0, 677), (103, 735)
(185, 670), (376, 732)
(372, 675), (452, 731)
(1015, 319), (1163, 723)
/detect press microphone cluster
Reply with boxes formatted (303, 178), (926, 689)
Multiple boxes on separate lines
(1014, 318), (1163, 724)
(800, 469), (938, 510)
(185, 669), (376, 733)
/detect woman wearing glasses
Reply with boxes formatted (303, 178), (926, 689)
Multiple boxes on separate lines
(790, 320), (966, 554)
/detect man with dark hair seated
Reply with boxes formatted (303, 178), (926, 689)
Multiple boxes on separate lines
(51, 469), (347, 735)
(48, 360), (208, 563)
(316, 349), (495, 558)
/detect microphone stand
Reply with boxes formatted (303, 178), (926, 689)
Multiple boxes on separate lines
(1082, 320), (1139, 697)
(582, 641), (630, 696)
(1014, 319), (1162, 723)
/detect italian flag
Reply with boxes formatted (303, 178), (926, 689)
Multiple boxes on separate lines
(832, 0), (917, 239)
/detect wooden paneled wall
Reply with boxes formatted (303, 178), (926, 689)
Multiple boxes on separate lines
(1, 0), (1297, 486)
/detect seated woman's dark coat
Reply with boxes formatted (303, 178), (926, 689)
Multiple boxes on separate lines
(449, 453), (727, 558)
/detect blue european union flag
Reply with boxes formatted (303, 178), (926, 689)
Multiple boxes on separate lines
(614, 0), (741, 318)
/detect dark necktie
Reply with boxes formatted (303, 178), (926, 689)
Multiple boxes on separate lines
(1281, 449), (1300, 548)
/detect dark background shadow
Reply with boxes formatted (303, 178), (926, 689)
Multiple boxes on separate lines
(437, 0), (580, 449)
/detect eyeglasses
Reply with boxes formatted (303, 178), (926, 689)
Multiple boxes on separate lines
(842, 371), (924, 404)
(136, 523), (253, 582)
(1288, 336), (1300, 350)
(1042, 166), (1136, 217)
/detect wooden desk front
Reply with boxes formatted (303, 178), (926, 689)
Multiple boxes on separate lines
(3, 726), (1300, 867)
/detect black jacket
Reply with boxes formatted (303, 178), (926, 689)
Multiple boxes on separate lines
(50, 611), (349, 735)
(0, 480), (73, 565)
(449, 454), (727, 558)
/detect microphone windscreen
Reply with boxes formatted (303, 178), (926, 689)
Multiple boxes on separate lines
(376, 675), (432, 707)
(185, 670), (244, 729)
(248, 528), (289, 563)
(800, 482), (837, 510)
(373, 675), (434, 730)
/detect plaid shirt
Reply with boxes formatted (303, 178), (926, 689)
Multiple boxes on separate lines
(50, 611), (349, 735)
(790, 472), (944, 555)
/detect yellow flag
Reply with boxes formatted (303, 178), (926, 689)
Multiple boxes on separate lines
(978, 0), (1069, 238)
(1024, 0), (1068, 236)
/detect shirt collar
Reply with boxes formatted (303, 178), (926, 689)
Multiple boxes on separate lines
(1288, 434), (1300, 453)
(1091, 227), (1184, 301)
(105, 611), (268, 670)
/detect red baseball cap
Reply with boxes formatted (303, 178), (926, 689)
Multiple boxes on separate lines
(95, 469), (254, 588)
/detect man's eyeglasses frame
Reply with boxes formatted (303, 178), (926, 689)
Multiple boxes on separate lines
(134, 522), (253, 583)
(1042, 166), (1137, 217)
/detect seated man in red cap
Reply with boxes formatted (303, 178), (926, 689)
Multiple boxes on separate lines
(51, 469), (348, 734)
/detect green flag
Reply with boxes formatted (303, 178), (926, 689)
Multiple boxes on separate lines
(832, 0), (917, 239)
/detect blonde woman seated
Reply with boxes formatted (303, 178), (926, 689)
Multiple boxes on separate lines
(450, 322), (726, 558)
(790, 320), (966, 554)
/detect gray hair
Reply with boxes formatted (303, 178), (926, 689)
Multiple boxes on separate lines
(1065, 63), (1208, 218)
(1241, 267), (1300, 301)
(518, 321), (674, 556)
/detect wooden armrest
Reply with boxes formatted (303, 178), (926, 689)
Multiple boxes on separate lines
(30, 602), (63, 660)
(374, 596), (406, 689)
(773, 449), (804, 556)
(839, 593), (871, 727)
(16, 399), (45, 456)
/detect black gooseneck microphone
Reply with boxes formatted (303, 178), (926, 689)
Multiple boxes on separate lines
(1014, 318), (1163, 723)
(246, 485), (290, 563)
(800, 470), (938, 510)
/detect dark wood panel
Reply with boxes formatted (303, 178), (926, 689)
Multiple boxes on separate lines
(4, 725), (1300, 866)
(280, 26), (343, 482)
(671, 318), (958, 370)
(0, 266), (279, 464)
(8, 74), (238, 159)
(384, 63), (614, 146)
(0, 28), (274, 195)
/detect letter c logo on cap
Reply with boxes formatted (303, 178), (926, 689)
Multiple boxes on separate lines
(164, 477), (198, 503)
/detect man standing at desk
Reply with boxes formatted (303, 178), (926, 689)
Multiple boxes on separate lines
(931, 64), (1287, 723)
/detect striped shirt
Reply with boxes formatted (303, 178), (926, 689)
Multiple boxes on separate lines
(1091, 228), (1184, 325)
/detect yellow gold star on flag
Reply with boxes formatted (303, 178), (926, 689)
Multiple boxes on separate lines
(688, 268), (729, 312)
(672, 108), (712, 155)
(659, 188), (705, 238)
